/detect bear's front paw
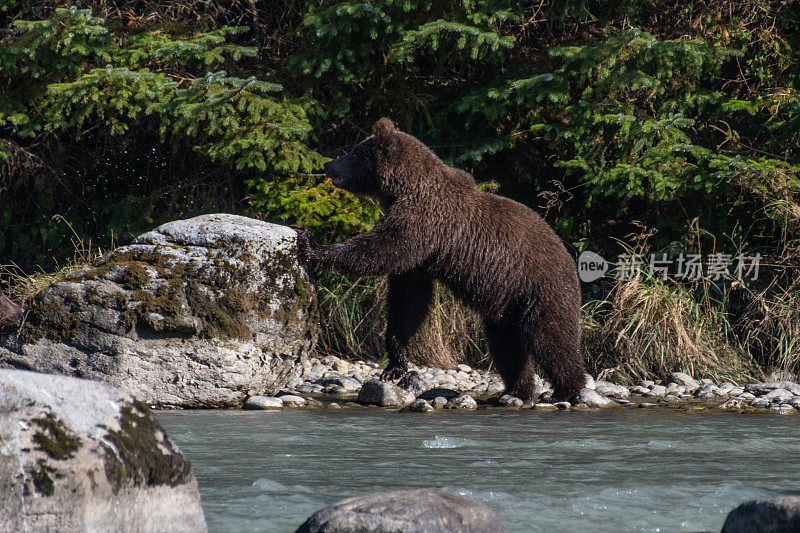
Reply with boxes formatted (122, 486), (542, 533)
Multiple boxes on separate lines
(290, 224), (312, 260)
(380, 364), (407, 382)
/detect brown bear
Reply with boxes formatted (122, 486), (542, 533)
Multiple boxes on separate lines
(294, 118), (586, 401)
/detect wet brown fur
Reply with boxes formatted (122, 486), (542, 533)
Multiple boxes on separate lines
(300, 118), (586, 401)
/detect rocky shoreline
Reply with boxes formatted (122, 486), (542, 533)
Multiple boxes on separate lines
(241, 354), (800, 415)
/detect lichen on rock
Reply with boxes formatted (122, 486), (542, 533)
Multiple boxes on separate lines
(103, 400), (192, 489)
(32, 413), (81, 460)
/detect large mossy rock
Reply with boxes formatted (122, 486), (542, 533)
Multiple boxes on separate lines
(0, 369), (206, 532)
(0, 214), (315, 407)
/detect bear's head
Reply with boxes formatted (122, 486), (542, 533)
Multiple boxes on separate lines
(324, 118), (432, 201)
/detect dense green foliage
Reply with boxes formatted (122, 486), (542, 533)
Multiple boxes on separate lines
(0, 4), (373, 267)
(2, 1), (799, 376)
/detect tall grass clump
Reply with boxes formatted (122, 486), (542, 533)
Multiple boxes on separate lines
(581, 271), (763, 384)
(729, 279), (800, 379)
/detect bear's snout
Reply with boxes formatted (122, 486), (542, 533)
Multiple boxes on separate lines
(323, 160), (341, 180)
(324, 157), (351, 188)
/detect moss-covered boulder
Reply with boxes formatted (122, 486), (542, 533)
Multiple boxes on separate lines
(0, 214), (316, 407)
(0, 369), (206, 532)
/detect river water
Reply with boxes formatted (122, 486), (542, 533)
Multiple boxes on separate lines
(157, 408), (800, 532)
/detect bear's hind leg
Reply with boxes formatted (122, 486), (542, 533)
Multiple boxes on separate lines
(382, 268), (434, 381)
(524, 314), (586, 402)
(484, 321), (537, 401)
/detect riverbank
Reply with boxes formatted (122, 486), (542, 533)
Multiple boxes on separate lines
(239, 354), (800, 415)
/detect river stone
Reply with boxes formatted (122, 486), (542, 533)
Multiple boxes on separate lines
(719, 397), (744, 410)
(669, 372), (700, 390)
(497, 394), (524, 408)
(471, 383), (488, 393)
(695, 384), (723, 399)
(0, 369), (206, 532)
(574, 388), (614, 407)
(418, 388), (461, 401)
(595, 381), (630, 399)
(531, 375), (553, 398)
(437, 374), (457, 386)
(320, 376), (361, 392)
(278, 394), (307, 407)
(244, 396), (284, 410)
(406, 399), (435, 413)
(450, 393), (478, 410)
(297, 383), (324, 394)
(398, 371), (430, 395)
(722, 496), (800, 533)
(358, 380), (408, 408)
(645, 384), (667, 397)
(295, 489), (502, 533)
(765, 389), (794, 404)
(752, 397), (771, 408)
(746, 382), (800, 396)
(348, 372), (365, 384)
(486, 382), (506, 394)
(432, 397), (449, 409)
(0, 214), (315, 408)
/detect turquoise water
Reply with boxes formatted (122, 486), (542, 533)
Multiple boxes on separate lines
(157, 408), (800, 532)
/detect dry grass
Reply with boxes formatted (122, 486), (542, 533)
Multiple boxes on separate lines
(0, 215), (109, 306)
(729, 278), (800, 378)
(315, 274), (487, 369)
(581, 273), (764, 384)
(576, 222), (795, 383)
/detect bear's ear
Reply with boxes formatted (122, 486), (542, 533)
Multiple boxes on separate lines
(372, 117), (400, 155)
(372, 118), (395, 137)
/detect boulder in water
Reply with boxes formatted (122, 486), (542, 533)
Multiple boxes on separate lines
(722, 496), (800, 533)
(0, 369), (206, 532)
(295, 488), (502, 533)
